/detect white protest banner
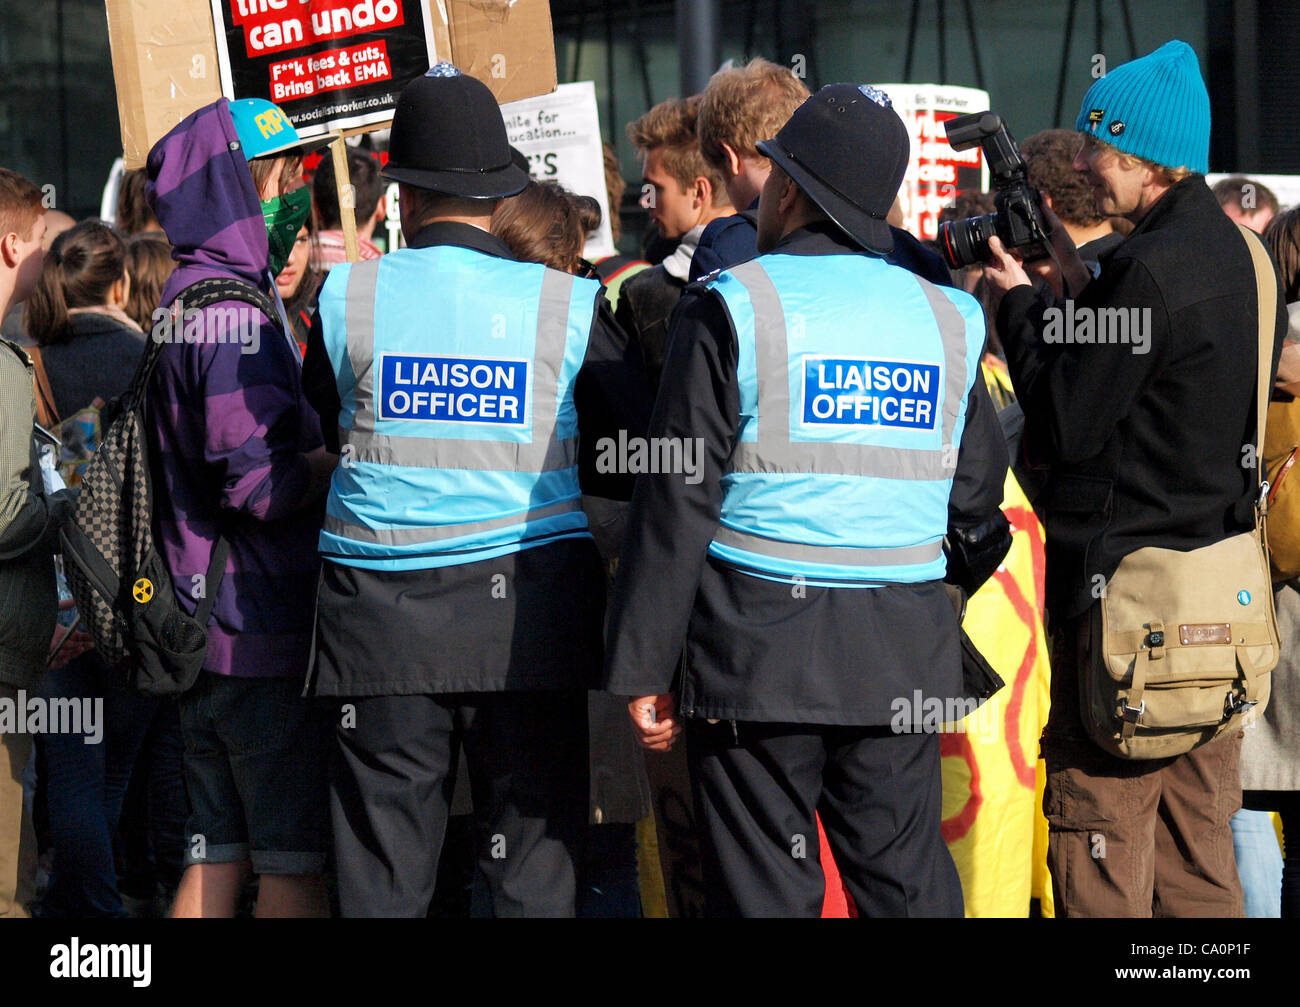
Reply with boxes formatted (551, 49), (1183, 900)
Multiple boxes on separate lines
(501, 81), (616, 261)
(872, 83), (992, 243)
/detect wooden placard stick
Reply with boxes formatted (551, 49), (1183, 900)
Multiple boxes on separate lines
(330, 134), (360, 263)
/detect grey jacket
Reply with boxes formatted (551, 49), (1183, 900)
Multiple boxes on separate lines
(0, 338), (72, 687)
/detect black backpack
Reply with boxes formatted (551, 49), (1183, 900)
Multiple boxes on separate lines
(59, 278), (283, 696)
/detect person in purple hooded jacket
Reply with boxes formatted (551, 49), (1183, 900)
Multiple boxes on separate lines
(145, 98), (336, 917)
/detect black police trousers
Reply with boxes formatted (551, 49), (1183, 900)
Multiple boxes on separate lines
(328, 690), (588, 917)
(685, 719), (963, 917)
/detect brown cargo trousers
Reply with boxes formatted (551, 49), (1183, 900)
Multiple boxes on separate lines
(0, 682), (37, 918)
(1043, 604), (1245, 918)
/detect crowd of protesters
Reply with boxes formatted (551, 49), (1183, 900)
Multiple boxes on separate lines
(0, 36), (1296, 919)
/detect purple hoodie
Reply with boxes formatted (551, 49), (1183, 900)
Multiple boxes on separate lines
(145, 99), (324, 679)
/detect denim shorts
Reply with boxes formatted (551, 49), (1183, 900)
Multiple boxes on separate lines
(178, 672), (330, 875)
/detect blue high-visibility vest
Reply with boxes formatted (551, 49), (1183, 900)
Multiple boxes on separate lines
(705, 253), (985, 586)
(316, 245), (599, 571)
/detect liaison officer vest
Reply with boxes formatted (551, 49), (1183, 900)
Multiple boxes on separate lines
(317, 244), (600, 571)
(706, 253), (985, 586)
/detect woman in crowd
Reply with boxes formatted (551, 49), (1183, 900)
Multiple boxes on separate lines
(115, 232), (189, 915)
(22, 219), (178, 917)
(123, 233), (176, 333)
(275, 212), (323, 354)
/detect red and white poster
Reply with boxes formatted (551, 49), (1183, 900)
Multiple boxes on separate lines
(210, 0), (439, 138)
(871, 83), (992, 243)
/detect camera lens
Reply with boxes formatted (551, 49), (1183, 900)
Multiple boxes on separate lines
(938, 213), (995, 269)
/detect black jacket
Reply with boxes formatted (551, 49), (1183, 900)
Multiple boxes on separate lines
(39, 312), (146, 420)
(301, 222), (652, 695)
(613, 264), (685, 391)
(997, 175), (1287, 620)
(0, 340), (72, 687)
(603, 224), (1008, 724)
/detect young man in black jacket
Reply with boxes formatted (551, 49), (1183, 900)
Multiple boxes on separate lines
(985, 41), (1286, 917)
(0, 168), (75, 917)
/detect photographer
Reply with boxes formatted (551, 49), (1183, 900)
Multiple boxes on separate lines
(983, 40), (1286, 917)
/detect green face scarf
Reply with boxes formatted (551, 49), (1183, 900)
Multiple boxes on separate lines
(262, 186), (312, 277)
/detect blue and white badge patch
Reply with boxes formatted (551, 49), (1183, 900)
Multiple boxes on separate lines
(426, 62), (463, 78)
(858, 85), (893, 108)
(379, 354), (527, 425)
(802, 357), (940, 429)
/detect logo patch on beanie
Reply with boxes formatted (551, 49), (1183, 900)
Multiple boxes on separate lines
(857, 85), (893, 108)
(1108, 120), (1125, 136)
(425, 62), (462, 78)
(1087, 109), (1105, 124)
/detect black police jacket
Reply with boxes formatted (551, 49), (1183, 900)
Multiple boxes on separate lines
(997, 175), (1287, 621)
(603, 223), (1008, 724)
(300, 221), (652, 695)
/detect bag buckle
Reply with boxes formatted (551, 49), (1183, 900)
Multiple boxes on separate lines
(1258, 479), (1270, 513)
(1225, 694), (1258, 717)
(1119, 699), (1145, 724)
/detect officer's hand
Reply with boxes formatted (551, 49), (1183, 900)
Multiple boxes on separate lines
(628, 693), (681, 751)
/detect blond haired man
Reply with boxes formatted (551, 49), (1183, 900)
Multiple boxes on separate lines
(689, 58), (949, 286)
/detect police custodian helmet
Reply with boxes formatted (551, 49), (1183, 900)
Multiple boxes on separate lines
(383, 62), (531, 199)
(757, 83), (910, 255)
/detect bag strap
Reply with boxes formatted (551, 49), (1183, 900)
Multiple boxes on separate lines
(192, 537), (231, 627)
(128, 277), (287, 405)
(27, 345), (60, 428)
(1236, 222), (1278, 498)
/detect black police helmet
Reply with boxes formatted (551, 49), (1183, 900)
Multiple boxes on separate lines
(756, 83), (910, 254)
(383, 62), (530, 199)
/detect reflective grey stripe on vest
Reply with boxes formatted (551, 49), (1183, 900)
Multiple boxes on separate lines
(338, 428), (577, 471)
(725, 260), (968, 480)
(342, 261), (578, 471)
(713, 525), (943, 567)
(323, 498), (583, 546)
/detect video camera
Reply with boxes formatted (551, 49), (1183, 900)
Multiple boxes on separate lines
(936, 111), (1052, 269)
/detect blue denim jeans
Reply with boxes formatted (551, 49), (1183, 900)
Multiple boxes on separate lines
(36, 653), (167, 918)
(1230, 808), (1282, 918)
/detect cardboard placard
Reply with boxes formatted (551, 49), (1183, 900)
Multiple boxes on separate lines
(501, 81), (615, 261)
(106, 0), (558, 168)
(871, 83), (992, 243)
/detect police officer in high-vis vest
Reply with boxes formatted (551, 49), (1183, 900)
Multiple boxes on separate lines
(604, 84), (1009, 916)
(301, 65), (650, 917)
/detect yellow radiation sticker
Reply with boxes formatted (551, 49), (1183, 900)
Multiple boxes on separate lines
(132, 578), (154, 604)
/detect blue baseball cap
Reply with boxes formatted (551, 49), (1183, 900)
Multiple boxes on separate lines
(228, 98), (335, 161)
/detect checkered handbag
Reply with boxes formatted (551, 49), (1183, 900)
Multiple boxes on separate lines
(59, 278), (279, 695)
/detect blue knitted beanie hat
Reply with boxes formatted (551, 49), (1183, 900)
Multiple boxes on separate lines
(1075, 40), (1210, 174)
